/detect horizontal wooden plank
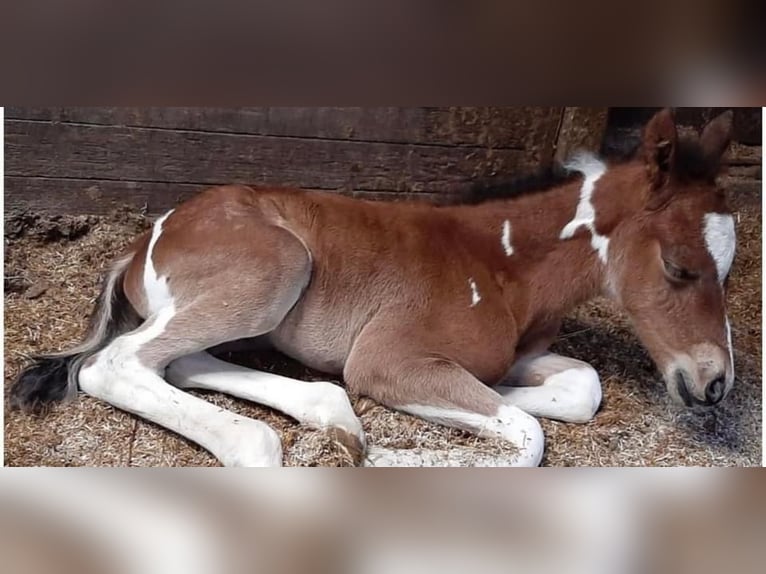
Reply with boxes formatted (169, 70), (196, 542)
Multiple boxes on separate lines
(4, 177), (207, 217)
(4, 177), (449, 218)
(5, 107), (562, 150)
(5, 120), (540, 194)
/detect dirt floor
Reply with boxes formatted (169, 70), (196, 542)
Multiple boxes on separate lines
(4, 177), (762, 467)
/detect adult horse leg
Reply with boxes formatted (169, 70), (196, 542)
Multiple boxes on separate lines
(344, 329), (544, 467)
(164, 352), (364, 463)
(496, 353), (602, 423)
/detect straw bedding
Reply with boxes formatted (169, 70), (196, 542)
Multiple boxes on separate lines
(4, 179), (761, 466)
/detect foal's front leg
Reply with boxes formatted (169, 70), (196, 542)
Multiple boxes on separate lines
(345, 349), (544, 467)
(496, 353), (602, 423)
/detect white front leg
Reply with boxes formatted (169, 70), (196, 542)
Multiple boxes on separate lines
(497, 353), (602, 423)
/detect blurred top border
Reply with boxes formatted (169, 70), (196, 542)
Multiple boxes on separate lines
(0, 1), (764, 105)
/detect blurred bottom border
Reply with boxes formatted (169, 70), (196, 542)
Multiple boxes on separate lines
(0, 468), (763, 574)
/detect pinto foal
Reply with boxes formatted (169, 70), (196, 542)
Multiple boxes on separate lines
(11, 109), (737, 466)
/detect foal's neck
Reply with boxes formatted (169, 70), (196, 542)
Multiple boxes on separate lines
(453, 159), (640, 332)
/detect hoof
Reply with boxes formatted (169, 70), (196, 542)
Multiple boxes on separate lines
(217, 420), (283, 467)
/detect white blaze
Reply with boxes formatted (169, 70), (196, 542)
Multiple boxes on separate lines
(725, 316), (734, 382)
(559, 152), (609, 263)
(703, 212), (736, 283)
(703, 213), (736, 384)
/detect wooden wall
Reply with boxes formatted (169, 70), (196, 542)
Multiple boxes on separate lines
(5, 107), (606, 217)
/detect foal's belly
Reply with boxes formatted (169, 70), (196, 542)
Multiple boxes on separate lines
(266, 293), (369, 375)
(268, 318), (516, 384)
(267, 322), (351, 375)
(267, 294), (519, 384)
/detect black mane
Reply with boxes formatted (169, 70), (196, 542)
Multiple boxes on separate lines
(445, 128), (722, 206)
(441, 165), (578, 206)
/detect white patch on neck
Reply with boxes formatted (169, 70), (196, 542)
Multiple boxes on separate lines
(468, 278), (481, 307)
(144, 209), (175, 315)
(501, 219), (514, 256)
(703, 212), (736, 283)
(559, 152), (609, 263)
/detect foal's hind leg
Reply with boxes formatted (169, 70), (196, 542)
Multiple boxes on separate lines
(165, 352), (364, 462)
(496, 353), (602, 423)
(79, 311), (283, 466)
(345, 346), (544, 467)
(79, 210), (330, 466)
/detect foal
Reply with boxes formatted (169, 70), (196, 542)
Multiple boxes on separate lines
(11, 108), (737, 467)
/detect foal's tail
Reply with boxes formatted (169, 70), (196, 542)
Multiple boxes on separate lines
(9, 252), (142, 413)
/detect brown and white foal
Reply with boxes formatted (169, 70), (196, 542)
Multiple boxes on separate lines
(11, 109), (737, 466)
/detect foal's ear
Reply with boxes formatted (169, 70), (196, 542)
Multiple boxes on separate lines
(700, 110), (733, 168)
(641, 108), (678, 189)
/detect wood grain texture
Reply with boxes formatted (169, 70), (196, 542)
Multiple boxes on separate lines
(553, 107), (609, 165)
(6, 107), (563, 150)
(5, 119), (541, 193)
(5, 107), (569, 216)
(4, 176), (448, 217)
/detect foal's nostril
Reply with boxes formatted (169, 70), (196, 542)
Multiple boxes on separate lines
(705, 376), (726, 405)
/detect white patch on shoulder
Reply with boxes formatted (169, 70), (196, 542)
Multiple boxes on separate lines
(501, 219), (514, 256)
(703, 212), (736, 283)
(559, 152), (609, 263)
(144, 209), (175, 315)
(468, 278), (481, 307)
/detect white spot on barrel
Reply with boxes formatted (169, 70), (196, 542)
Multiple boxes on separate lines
(468, 278), (481, 307)
(501, 219), (514, 256)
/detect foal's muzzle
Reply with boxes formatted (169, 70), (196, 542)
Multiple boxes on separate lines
(674, 370), (727, 407)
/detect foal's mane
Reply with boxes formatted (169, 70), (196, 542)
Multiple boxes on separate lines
(442, 165), (577, 206)
(445, 131), (723, 206)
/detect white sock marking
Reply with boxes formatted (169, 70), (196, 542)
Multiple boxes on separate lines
(166, 352), (364, 443)
(398, 403), (544, 467)
(501, 219), (514, 256)
(703, 212), (736, 283)
(468, 278), (481, 307)
(79, 306), (283, 467)
(498, 365), (602, 424)
(144, 209), (175, 315)
(560, 152), (609, 263)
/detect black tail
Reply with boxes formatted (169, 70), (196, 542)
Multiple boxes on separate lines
(9, 253), (142, 414)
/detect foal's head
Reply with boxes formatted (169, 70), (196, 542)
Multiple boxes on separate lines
(606, 109), (736, 407)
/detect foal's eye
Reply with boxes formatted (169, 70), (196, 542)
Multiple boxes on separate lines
(662, 259), (697, 282)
